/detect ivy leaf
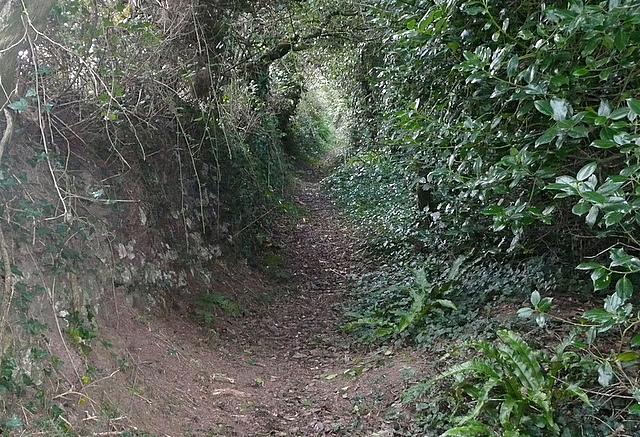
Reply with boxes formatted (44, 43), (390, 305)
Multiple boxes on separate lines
(4, 414), (23, 429)
(7, 98), (28, 113)
(631, 334), (640, 347)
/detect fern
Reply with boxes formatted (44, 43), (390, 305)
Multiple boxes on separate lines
(196, 293), (240, 317)
(418, 330), (594, 436)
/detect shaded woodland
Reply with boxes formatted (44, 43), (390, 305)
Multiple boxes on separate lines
(0, 0), (640, 435)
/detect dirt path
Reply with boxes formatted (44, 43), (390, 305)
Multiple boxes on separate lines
(87, 169), (429, 437)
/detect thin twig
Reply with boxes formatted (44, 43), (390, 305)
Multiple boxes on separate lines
(0, 109), (14, 348)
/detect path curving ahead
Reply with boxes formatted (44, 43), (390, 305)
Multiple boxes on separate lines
(95, 167), (428, 437)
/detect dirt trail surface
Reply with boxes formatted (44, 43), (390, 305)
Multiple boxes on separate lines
(78, 168), (430, 437)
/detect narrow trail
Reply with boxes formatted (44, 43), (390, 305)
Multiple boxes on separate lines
(93, 168), (429, 437)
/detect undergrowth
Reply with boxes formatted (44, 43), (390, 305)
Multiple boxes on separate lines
(324, 152), (585, 348)
(324, 148), (640, 435)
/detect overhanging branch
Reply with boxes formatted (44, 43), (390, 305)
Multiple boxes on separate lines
(245, 9), (361, 71)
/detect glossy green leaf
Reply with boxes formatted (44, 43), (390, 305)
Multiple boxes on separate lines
(565, 384), (591, 406)
(498, 396), (517, 427)
(550, 98), (570, 121)
(530, 290), (540, 306)
(550, 75), (569, 87)
(597, 178), (625, 195)
(598, 100), (612, 117)
(615, 277), (633, 300)
(610, 248), (640, 268)
(582, 191), (606, 204)
(442, 422), (490, 436)
(627, 98), (640, 115)
(604, 211), (625, 227)
(482, 204), (504, 215)
(573, 67), (589, 77)
(572, 200), (591, 216)
(517, 307), (533, 318)
(604, 292), (623, 312)
(535, 127), (558, 145)
(496, 330), (544, 391)
(614, 29), (629, 51)
(616, 351), (639, 362)
(576, 162), (597, 181)
(584, 309), (613, 324)
(591, 139), (617, 149)
(506, 55), (518, 76)
(435, 299), (456, 309)
(537, 297), (553, 312)
(534, 100), (553, 117)
(590, 267), (610, 290)
(609, 107), (630, 120)
(597, 362), (614, 387)
(585, 205), (599, 227)
(576, 262), (603, 270)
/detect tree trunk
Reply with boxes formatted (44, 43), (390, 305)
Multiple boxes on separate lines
(0, 0), (56, 109)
